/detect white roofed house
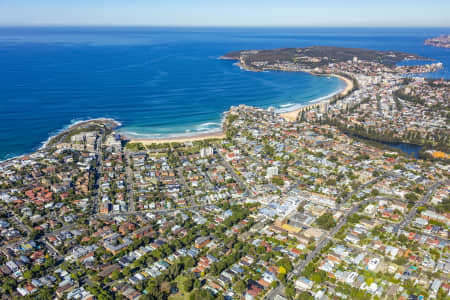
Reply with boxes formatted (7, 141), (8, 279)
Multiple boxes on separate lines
(295, 277), (313, 290)
(266, 166), (278, 179)
(429, 279), (441, 298)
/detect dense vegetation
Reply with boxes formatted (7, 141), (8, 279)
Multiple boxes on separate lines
(222, 46), (423, 68)
(315, 212), (336, 230)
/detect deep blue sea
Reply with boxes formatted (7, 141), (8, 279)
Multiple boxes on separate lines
(0, 27), (449, 160)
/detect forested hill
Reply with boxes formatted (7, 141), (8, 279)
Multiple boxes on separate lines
(221, 46), (425, 68)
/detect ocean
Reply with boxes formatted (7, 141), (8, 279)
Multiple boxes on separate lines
(0, 27), (449, 160)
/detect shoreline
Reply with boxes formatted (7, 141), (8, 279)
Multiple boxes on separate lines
(127, 130), (225, 145)
(227, 59), (355, 122)
(0, 118), (121, 163)
(279, 73), (353, 122)
(122, 68), (351, 144)
(42, 118), (121, 149)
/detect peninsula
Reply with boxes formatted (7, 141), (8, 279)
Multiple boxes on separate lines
(220, 46), (425, 69)
(425, 34), (450, 48)
(220, 46), (439, 121)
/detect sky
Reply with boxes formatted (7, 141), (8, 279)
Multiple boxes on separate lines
(0, 0), (449, 27)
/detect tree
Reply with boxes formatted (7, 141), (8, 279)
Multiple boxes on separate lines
(2, 278), (17, 294)
(189, 289), (214, 300)
(285, 285), (296, 299)
(316, 212), (336, 230)
(311, 273), (322, 283)
(271, 176), (284, 186)
(210, 264), (218, 275)
(394, 256), (408, 265)
(278, 272), (286, 284)
(405, 192), (418, 203)
(264, 144), (275, 156)
(398, 234), (408, 244)
(234, 280), (246, 295)
(23, 270), (33, 280)
(122, 266), (131, 277)
(184, 278), (193, 292)
(216, 292), (225, 300)
(111, 269), (121, 280)
(278, 257), (293, 272)
(302, 263), (315, 277)
(37, 287), (52, 299)
(194, 279), (201, 289)
(298, 291), (314, 300)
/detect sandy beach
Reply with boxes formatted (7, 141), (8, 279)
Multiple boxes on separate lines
(128, 131), (225, 145)
(280, 74), (354, 122)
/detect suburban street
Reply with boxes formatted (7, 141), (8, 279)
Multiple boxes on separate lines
(395, 179), (448, 235)
(217, 151), (252, 196)
(125, 149), (136, 213)
(92, 135), (103, 215)
(264, 178), (443, 299)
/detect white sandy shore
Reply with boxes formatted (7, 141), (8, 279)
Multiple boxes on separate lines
(280, 74), (354, 122)
(128, 131), (225, 145)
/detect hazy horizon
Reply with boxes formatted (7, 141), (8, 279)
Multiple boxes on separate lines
(1, 25), (450, 28)
(1, 0), (449, 27)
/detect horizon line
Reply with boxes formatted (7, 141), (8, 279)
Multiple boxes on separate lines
(0, 24), (449, 29)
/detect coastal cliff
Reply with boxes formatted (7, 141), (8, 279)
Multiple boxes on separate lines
(45, 119), (120, 148)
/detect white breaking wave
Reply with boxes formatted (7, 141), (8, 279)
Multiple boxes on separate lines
(308, 88), (343, 104)
(275, 103), (304, 113)
(119, 122), (222, 139)
(121, 128), (222, 139)
(279, 103), (296, 108)
(275, 85), (345, 113)
(195, 122), (221, 131)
